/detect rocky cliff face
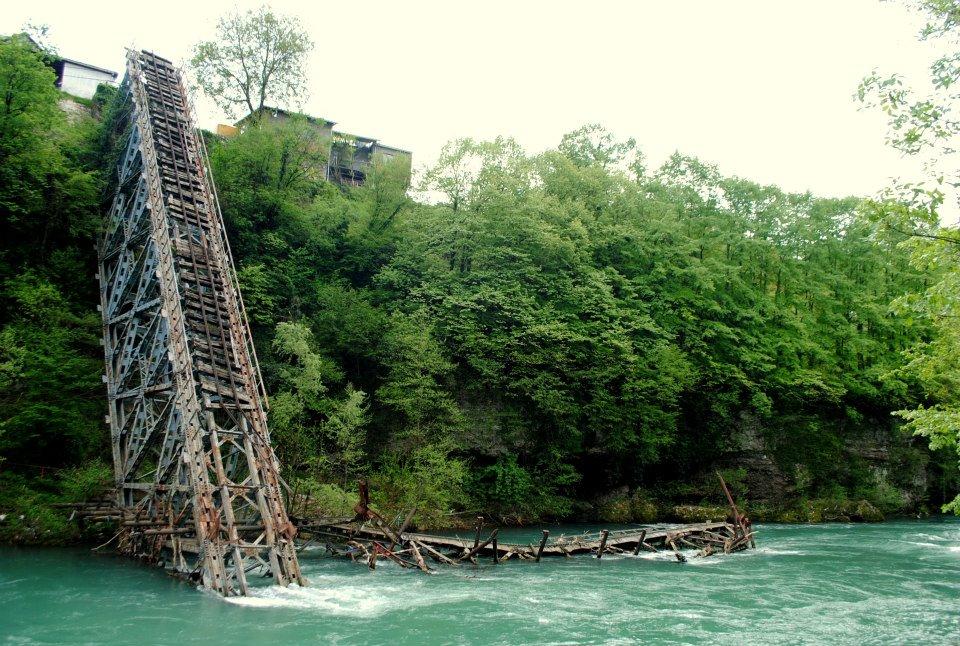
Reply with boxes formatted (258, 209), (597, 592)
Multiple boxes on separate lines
(588, 411), (939, 525)
(712, 411), (933, 520)
(721, 412), (792, 503)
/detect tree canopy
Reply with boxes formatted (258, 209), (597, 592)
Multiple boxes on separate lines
(189, 5), (313, 118)
(205, 114), (946, 525)
(858, 0), (960, 513)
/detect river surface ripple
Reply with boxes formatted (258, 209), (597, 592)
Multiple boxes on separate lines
(1, 518), (959, 645)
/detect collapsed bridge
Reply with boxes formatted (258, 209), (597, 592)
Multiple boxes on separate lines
(97, 50), (303, 595)
(91, 49), (755, 596)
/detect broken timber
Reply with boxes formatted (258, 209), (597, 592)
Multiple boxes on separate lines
(71, 483), (757, 584)
(96, 50), (304, 596)
(296, 519), (754, 565)
(292, 475), (756, 568)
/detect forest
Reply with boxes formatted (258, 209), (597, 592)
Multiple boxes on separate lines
(1, 5), (959, 543)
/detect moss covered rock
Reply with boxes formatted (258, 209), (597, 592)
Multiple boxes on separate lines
(853, 500), (884, 522)
(794, 498), (884, 523)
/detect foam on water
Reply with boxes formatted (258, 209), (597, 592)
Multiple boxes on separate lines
(748, 546), (803, 556)
(224, 582), (395, 615)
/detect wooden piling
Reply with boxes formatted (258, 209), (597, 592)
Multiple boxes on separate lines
(597, 529), (610, 559)
(669, 540), (686, 562)
(409, 541), (429, 573)
(718, 472), (748, 539)
(390, 507), (417, 550)
(473, 516), (483, 550)
(632, 529), (647, 556)
(536, 530), (549, 562)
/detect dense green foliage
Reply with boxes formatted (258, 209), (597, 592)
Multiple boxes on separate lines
(0, 36), (113, 541)
(858, 0), (960, 513)
(208, 118), (948, 525)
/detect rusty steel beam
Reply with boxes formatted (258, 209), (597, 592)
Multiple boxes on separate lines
(97, 50), (304, 596)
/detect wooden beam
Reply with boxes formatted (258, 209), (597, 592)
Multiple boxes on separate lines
(536, 530), (549, 562)
(409, 541), (429, 573)
(460, 528), (499, 563)
(597, 529), (609, 559)
(632, 529), (647, 556)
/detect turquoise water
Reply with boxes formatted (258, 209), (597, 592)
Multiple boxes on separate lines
(2, 519), (959, 644)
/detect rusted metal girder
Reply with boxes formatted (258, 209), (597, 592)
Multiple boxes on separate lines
(97, 50), (304, 595)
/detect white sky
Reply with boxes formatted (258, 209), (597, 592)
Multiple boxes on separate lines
(0, 0), (946, 207)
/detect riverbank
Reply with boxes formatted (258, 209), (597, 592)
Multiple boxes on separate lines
(0, 462), (939, 546)
(2, 519), (958, 644)
(0, 496), (937, 547)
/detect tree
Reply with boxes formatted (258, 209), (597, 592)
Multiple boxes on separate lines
(558, 123), (639, 171)
(0, 35), (62, 213)
(0, 35), (111, 542)
(420, 137), (532, 212)
(190, 5), (313, 118)
(859, 0), (960, 513)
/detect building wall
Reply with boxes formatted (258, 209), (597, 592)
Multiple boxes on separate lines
(234, 107), (411, 188)
(58, 62), (115, 99)
(373, 144), (412, 170)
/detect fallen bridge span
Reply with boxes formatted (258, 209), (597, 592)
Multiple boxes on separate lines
(96, 50), (303, 596)
(88, 47), (755, 593)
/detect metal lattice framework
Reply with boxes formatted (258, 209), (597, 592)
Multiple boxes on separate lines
(97, 50), (304, 596)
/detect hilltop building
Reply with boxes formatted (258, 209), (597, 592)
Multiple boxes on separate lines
(230, 107), (411, 187)
(52, 57), (118, 99)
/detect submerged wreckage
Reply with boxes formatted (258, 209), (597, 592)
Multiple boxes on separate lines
(82, 48), (755, 596)
(69, 474), (756, 590)
(295, 475), (756, 571)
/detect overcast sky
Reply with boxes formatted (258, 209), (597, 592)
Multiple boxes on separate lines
(1, 0), (944, 205)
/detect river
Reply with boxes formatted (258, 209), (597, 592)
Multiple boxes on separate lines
(2, 519), (959, 644)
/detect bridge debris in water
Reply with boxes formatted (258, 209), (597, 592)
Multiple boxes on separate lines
(293, 475), (756, 571)
(302, 520), (753, 569)
(69, 474), (755, 582)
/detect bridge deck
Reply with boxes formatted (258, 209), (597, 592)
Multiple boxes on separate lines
(301, 519), (753, 564)
(68, 494), (755, 571)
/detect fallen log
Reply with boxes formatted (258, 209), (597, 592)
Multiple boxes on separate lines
(597, 529), (610, 559)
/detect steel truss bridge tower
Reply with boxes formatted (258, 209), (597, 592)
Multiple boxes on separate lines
(97, 50), (304, 595)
